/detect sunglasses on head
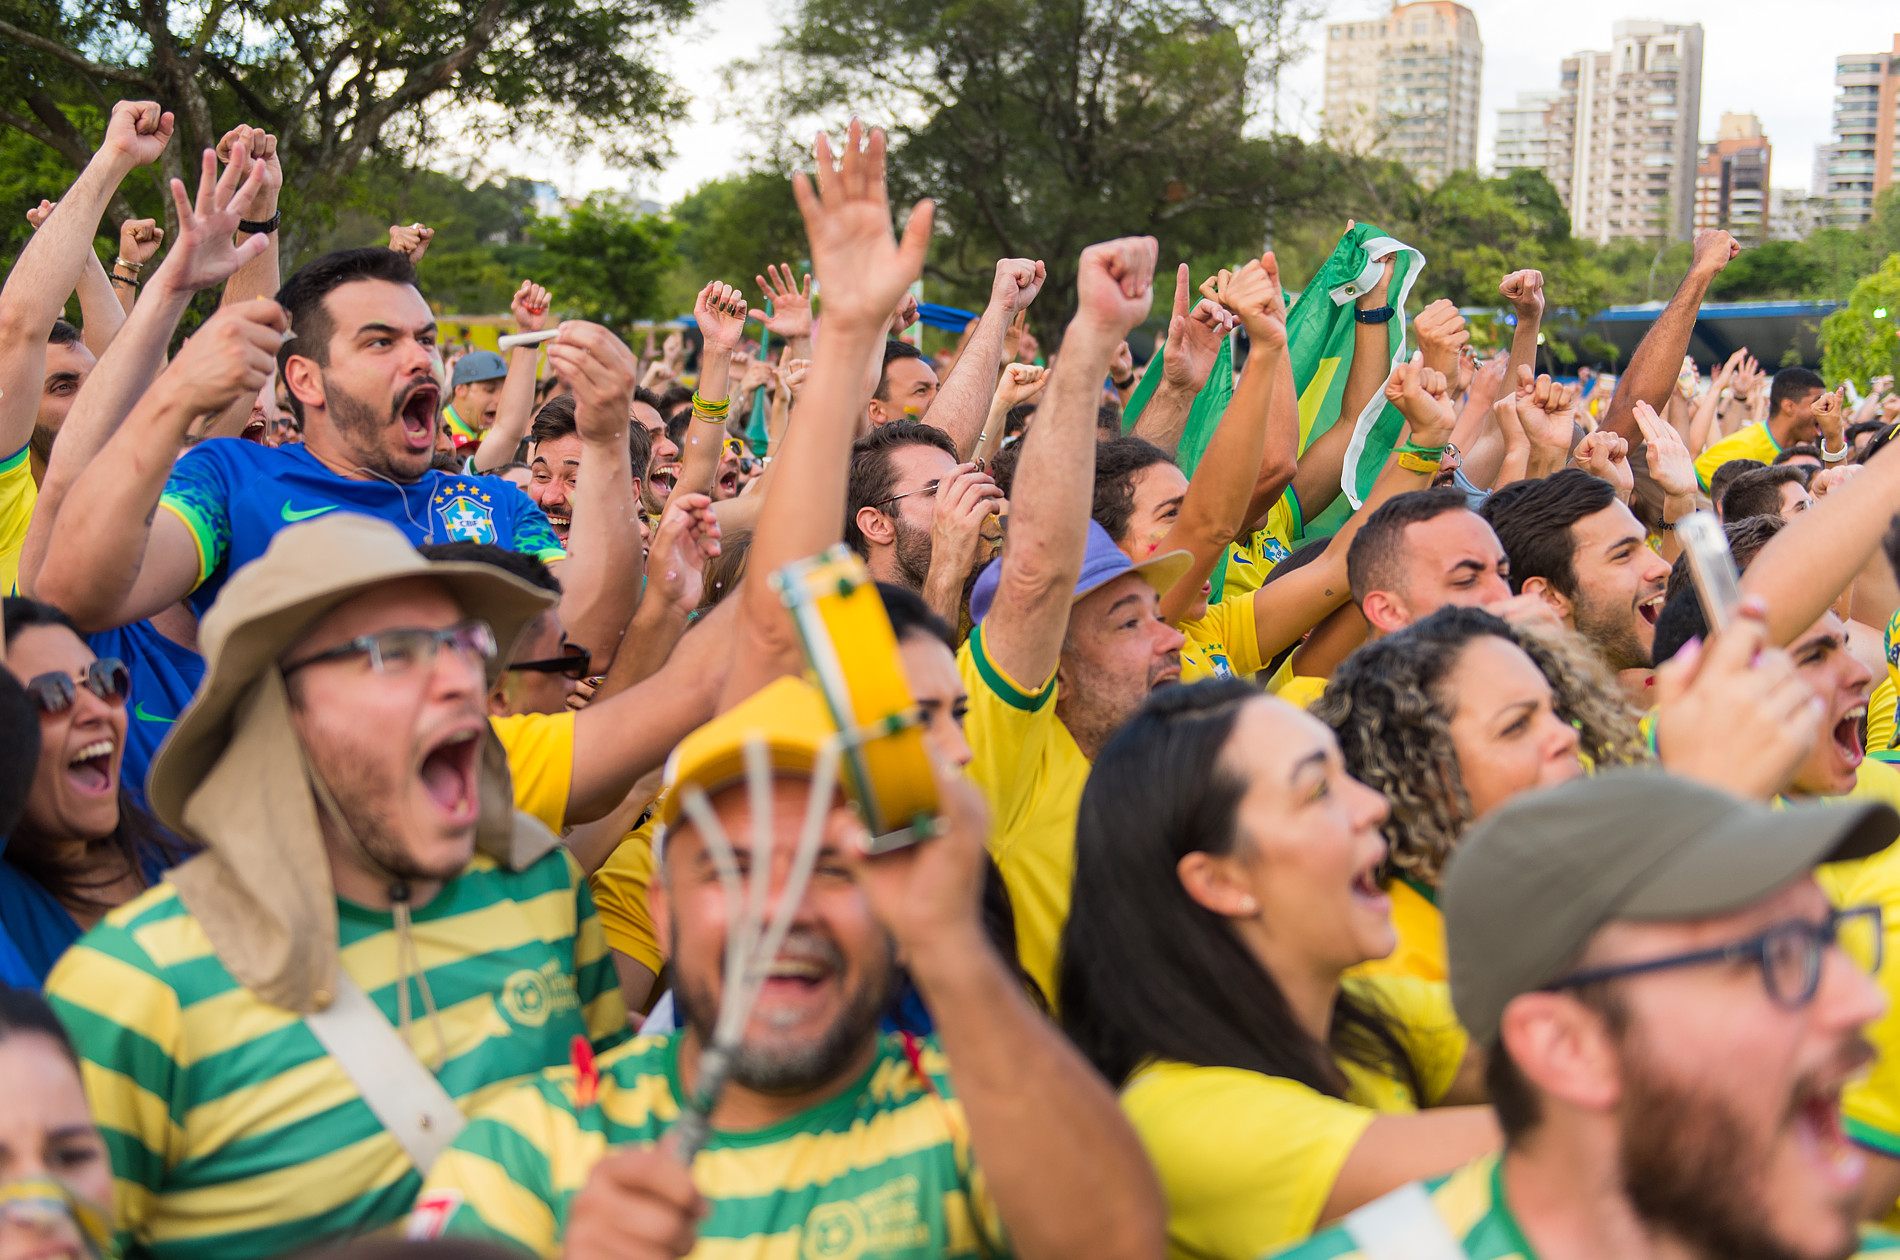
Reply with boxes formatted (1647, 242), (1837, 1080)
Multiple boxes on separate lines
(25, 658), (129, 715)
(506, 645), (593, 680)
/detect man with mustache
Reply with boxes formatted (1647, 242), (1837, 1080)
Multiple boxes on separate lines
(34, 248), (643, 672)
(1272, 770), (1900, 1260)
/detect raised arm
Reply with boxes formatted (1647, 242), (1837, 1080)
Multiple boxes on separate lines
(543, 322), (644, 668)
(974, 362), (1045, 465)
(1289, 258), (1399, 521)
(21, 148), (271, 596)
(849, 767), (1166, 1260)
(928, 258), (1045, 459)
(720, 121), (935, 708)
(1156, 255), (1287, 623)
(22, 198), (126, 358)
(1600, 230), (1740, 443)
(1498, 269), (1545, 391)
(983, 238), (1158, 687)
(1250, 356), (1460, 659)
(0, 101), (171, 460)
(1740, 432), (1900, 645)
(215, 126), (282, 311)
(110, 218), (164, 317)
(472, 281), (551, 472)
(749, 264), (814, 364)
(674, 282), (747, 499)
(33, 300), (284, 629)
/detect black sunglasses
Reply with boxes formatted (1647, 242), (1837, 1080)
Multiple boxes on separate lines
(25, 658), (130, 714)
(507, 646), (592, 680)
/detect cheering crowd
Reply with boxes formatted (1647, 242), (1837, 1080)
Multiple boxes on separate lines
(8, 97), (1900, 1260)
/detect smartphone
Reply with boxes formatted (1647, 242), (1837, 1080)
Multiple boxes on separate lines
(1678, 511), (1743, 632)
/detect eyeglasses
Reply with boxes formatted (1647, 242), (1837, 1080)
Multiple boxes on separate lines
(507, 645), (592, 680)
(24, 658), (129, 714)
(1546, 905), (1883, 1009)
(722, 438), (746, 460)
(875, 479), (940, 512)
(282, 620), (497, 676)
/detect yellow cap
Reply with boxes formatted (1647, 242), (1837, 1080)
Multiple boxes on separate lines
(659, 677), (837, 826)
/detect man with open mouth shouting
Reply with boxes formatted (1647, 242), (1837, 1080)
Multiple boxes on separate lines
(1274, 771), (1900, 1260)
(32, 247), (644, 683)
(43, 513), (630, 1260)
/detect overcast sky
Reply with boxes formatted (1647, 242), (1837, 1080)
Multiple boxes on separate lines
(464, 0), (1897, 205)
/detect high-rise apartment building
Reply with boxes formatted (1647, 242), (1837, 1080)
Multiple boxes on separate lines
(1494, 90), (1563, 175)
(1694, 113), (1772, 243)
(1322, 2), (1483, 185)
(1820, 36), (1899, 228)
(1768, 187), (1827, 242)
(1544, 21), (1705, 244)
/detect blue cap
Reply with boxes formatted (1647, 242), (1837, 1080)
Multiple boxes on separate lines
(969, 520), (1195, 626)
(450, 350), (508, 389)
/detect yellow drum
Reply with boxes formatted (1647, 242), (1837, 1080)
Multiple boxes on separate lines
(770, 545), (940, 854)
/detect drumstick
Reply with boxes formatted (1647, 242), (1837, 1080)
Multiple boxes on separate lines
(498, 329), (560, 351)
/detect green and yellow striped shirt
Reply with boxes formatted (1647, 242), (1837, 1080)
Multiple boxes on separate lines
(1267, 1155), (1900, 1258)
(44, 849), (627, 1260)
(418, 1031), (1010, 1260)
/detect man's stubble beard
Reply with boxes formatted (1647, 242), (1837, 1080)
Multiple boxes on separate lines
(672, 925), (898, 1095)
(324, 374), (421, 483)
(1618, 1029), (1864, 1260)
(894, 513), (934, 592)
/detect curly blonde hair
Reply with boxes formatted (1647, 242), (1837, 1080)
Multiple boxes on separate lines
(1312, 606), (1649, 885)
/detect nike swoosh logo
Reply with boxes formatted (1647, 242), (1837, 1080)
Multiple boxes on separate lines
(133, 702), (175, 724)
(281, 502), (337, 522)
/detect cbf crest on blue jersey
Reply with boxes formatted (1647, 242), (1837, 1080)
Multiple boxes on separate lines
(433, 481), (499, 544)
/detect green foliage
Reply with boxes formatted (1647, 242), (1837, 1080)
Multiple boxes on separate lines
(532, 194), (679, 329)
(0, 0), (696, 253)
(1822, 254), (1900, 391)
(759, 0), (1324, 338)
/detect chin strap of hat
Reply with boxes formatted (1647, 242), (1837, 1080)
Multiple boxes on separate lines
(306, 759), (450, 1072)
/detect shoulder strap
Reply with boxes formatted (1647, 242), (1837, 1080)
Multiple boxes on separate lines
(304, 971), (466, 1172)
(1342, 1181), (1470, 1260)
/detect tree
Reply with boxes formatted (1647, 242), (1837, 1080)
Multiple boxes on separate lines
(759, 0), (1326, 342)
(1822, 253), (1900, 391)
(0, 0), (696, 250)
(534, 193), (678, 329)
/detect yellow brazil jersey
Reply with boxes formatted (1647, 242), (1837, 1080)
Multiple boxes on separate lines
(1693, 421), (1782, 492)
(1873, 679), (1898, 758)
(1816, 759), (1900, 1227)
(490, 711), (576, 834)
(1220, 489), (1303, 602)
(1348, 877), (1445, 984)
(589, 814), (664, 979)
(419, 1032), (1005, 1259)
(1121, 975), (1467, 1260)
(0, 445), (36, 595)
(958, 621), (1091, 1006)
(1181, 596), (1263, 684)
(44, 853), (627, 1260)
(1262, 658), (1329, 710)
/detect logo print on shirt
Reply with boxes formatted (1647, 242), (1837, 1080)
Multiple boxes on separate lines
(132, 701), (175, 724)
(281, 502), (337, 522)
(433, 482), (498, 544)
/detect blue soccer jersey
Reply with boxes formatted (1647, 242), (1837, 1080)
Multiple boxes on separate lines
(158, 440), (564, 614)
(88, 618), (207, 808)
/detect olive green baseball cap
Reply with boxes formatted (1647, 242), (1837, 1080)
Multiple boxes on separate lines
(1442, 768), (1899, 1045)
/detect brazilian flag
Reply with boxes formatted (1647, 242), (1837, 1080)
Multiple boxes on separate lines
(1125, 225), (1425, 531)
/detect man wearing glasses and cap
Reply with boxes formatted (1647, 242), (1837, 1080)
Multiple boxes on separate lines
(1272, 769), (1900, 1260)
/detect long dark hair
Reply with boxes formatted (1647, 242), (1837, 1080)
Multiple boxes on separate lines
(1059, 680), (1420, 1099)
(2, 598), (192, 913)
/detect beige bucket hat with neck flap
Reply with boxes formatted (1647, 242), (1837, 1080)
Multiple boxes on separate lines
(147, 513), (561, 1014)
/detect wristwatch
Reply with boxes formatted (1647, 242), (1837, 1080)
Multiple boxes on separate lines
(1355, 306), (1395, 324)
(237, 210), (281, 236)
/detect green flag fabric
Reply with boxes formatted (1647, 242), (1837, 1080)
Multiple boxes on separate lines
(1121, 334), (1233, 477)
(1288, 224), (1426, 515)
